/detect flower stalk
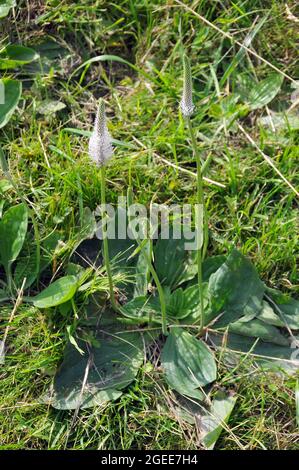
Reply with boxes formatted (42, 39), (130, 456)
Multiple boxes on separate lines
(181, 54), (205, 332)
(89, 99), (117, 311)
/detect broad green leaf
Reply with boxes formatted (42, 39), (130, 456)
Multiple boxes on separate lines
(154, 230), (197, 289)
(247, 74), (283, 110)
(120, 285), (207, 325)
(181, 284), (210, 325)
(0, 78), (22, 128)
(207, 249), (264, 327)
(200, 391), (237, 449)
(14, 231), (61, 289)
(161, 328), (217, 399)
(72, 206), (97, 253)
(257, 300), (284, 327)
(236, 74), (255, 102)
(120, 295), (161, 324)
(168, 284), (209, 322)
(187, 255), (226, 287)
(211, 331), (299, 374)
(0, 203), (28, 276)
(265, 288), (299, 330)
(279, 299), (299, 330)
(203, 255), (226, 282)
(45, 387), (122, 410)
(106, 207), (137, 269)
(221, 15), (267, 86)
(48, 329), (144, 409)
(31, 275), (78, 308)
(0, 45), (39, 69)
(14, 250), (39, 289)
(0, 0), (15, 18)
(228, 318), (288, 346)
(131, 217), (150, 298)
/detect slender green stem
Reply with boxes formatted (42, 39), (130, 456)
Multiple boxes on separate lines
(186, 117), (205, 332)
(141, 242), (167, 335)
(100, 167), (118, 312)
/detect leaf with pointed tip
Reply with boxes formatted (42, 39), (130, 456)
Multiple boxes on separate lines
(247, 74), (283, 110)
(228, 318), (288, 346)
(265, 287), (299, 330)
(47, 329), (144, 409)
(161, 328), (217, 400)
(154, 230), (197, 289)
(0, 45), (39, 70)
(207, 249), (264, 327)
(120, 295), (161, 324)
(200, 391), (237, 449)
(30, 275), (78, 308)
(257, 301), (284, 327)
(210, 332), (299, 374)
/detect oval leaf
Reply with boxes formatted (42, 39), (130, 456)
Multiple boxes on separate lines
(207, 249), (265, 327)
(229, 318), (289, 346)
(200, 391), (237, 450)
(154, 229), (197, 289)
(31, 275), (78, 308)
(49, 329), (144, 409)
(0, 45), (39, 70)
(161, 328), (217, 399)
(248, 74), (283, 110)
(0, 78), (22, 128)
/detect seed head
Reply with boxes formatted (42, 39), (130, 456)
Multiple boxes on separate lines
(180, 54), (194, 118)
(89, 99), (113, 166)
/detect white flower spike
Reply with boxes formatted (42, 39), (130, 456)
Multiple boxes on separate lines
(180, 54), (194, 118)
(89, 99), (113, 166)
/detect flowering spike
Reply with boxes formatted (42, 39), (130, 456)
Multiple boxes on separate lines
(180, 54), (194, 118)
(89, 99), (113, 166)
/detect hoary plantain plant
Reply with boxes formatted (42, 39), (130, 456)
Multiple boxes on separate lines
(38, 57), (299, 449)
(1, 52), (299, 449)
